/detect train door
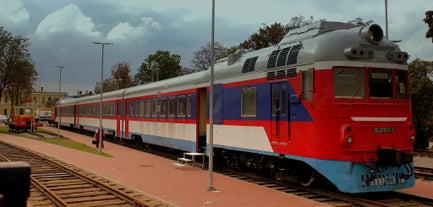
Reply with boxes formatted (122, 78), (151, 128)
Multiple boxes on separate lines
(271, 82), (290, 144)
(73, 105), (77, 128)
(196, 88), (207, 152)
(117, 100), (124, 138)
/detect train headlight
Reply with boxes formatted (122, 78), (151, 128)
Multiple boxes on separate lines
(360, 24), (384, 44)
(346, 136), (353, 144)
(409, 134), (416, 142)
(340, 125), (353, 147)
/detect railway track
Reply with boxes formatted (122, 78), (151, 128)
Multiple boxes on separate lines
(216, 169), (433, 207)
(0, 140), (175, 207)
(415, 166), (433, 181)
(414, 149), (433, 158)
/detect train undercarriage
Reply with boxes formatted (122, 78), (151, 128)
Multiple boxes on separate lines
(213, 148), (323, 187)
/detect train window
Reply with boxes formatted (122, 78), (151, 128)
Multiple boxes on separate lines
(178, 96), (186, 117)
(333, 68), (365, 99)
(139, 101), (145, 117)
(130, 101), (136, 117)
(369, 69), (392, 99)
(241, 88), (256, 117)
(168, 97), (176, 117)
(396, 70), (408, 100)
(160, 98), (167, 118)
(302, 70), (313, 100)
(145, 100), (151, 117)
(187, 95), (192, 117)
(151, 99), (158, 117)
(281, 85), (287, 116)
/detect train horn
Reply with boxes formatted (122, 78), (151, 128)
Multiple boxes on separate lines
(360, 24), (384, 44)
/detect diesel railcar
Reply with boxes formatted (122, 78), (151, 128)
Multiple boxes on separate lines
(56, 21), (415, 193)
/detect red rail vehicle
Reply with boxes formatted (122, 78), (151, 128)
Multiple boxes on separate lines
(56, 21), (415, 193)
(8, 107), (43, 132)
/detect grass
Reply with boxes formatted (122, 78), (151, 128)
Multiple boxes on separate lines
(0, 125), (112, 157)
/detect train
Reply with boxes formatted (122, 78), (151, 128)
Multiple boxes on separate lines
(56, 21), (415, 193)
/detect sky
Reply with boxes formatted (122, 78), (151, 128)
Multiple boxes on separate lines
(1, 0), (432, 95)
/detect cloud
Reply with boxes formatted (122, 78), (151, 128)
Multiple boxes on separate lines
(107, 17), (161, 42)
(35, 3), (100, 38)
(0, 0), (30, 32)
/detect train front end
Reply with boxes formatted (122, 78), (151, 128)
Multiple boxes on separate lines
(297, 23), (415, 193)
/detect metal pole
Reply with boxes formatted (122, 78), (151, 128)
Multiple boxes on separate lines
(208, 0), (216, 192)
(54, 65), (66, 139)
(385, 0), (388, 39)
(93, 42), (113, 153)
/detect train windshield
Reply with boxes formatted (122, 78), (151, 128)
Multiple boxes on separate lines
(333, 68), (365, 99)
(333, 67), (409, 100)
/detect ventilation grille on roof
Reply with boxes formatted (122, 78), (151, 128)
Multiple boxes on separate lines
(266, 68), (297, 81)
(267, 44), (302, 69)
(242, 56), (259, 73)
(267, 50), (280, 69)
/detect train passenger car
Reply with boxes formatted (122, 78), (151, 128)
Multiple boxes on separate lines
(57, 21), (415, 193)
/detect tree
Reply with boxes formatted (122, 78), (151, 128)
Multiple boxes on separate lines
(191, 41), (227, 71)
(239, 22), (285, 50)
(111, 61), (135, 89)
(0, 27), (37, 104)
(239, 15), (315, 50)
(409, 58), (433, 149)
(285, 15), (315, 31)
(7, 60), (37, 106)
(135, 50), (182, 84)
(94, 61), (135, 93)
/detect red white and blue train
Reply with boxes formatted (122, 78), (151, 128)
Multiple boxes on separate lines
(56, 21), (415, 193)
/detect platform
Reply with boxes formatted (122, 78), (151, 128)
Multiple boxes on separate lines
(0, 126), (327, 207)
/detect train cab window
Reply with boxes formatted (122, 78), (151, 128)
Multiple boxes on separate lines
(369, 70), (392, 99)
(396, 70), (409, 100)
(302, 70), (313, 100)
(178, 96), (186, 117)
(333, 68), (365, 99)
(241, 88), (256, 117)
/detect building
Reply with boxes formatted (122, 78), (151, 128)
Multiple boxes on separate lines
(0, 88), (68, 116)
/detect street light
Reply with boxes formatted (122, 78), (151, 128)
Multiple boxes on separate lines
(93, 41), (113, 153)
(208, 0), (216, 192)
(53, 65), (66, 139)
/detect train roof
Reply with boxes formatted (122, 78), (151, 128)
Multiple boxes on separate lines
(60, 20), (407, 106)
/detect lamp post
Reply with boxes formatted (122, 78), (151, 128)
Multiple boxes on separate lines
(93, 41), (113, 153)
(207, 0), (216, 192)
(54, 65), (66, 139)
